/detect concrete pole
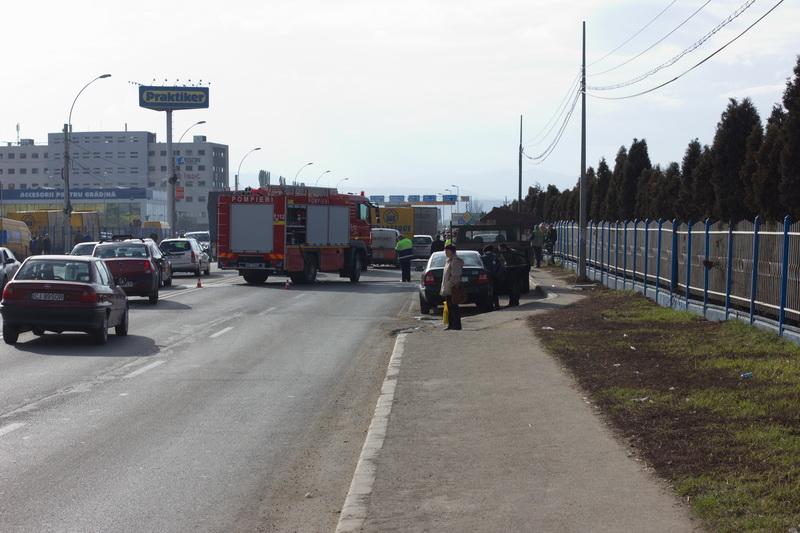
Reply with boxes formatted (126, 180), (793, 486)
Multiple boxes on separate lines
(166, 110), (177, 236)
(63, 124), (72, 252)
(578, 21), (588, 280)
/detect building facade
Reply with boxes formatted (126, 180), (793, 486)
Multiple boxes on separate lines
(0, 131), (228, 229)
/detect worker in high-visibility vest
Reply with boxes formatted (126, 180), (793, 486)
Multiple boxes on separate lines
(395, 235), (414, 282)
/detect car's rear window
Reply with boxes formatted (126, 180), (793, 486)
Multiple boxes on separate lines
(428, 252), (483, 269)
(16, 259), (93, 282)
(413, 236), (432, 245)
(185, 232), (209, 241)
(72, 243), (96, 255)
(94, 244), (149, 258)
(161, 240), (192, 253)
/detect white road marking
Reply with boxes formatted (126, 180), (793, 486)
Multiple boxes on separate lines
(123, 360), (165, 379)
(209, 326), (234, 339)
(258, 306), (277, 317)
(0, 422), (26, 438)
(336, 333), (407, 533)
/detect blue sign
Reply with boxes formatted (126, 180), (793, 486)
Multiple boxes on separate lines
(139, 86), (210, 111)
(422, 195), (437, 202)
(389, 195), (405, 203)
(407, 195), (421, 202)
(369, 195), (385, 203)
(2, 188), (149, 201)
(175, 156), (186, 165)
(442, 194), (458, 203)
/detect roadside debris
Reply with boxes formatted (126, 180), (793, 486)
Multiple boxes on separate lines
(541, 326), (555, 331)
(740, 372), (754, 380)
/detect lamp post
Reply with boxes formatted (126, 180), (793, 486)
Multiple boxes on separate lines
(63, 73), (111, 252)
(335, 177), (349, 190)
(234, 147), (261, 192)
(294, 162), (314, 184)
(178, 120), (206, 143)
(450, 184), (461, 214)
(314, 170), (331, 186)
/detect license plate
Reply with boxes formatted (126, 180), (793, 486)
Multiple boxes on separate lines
(32, 292), (64, 301)
(121, 281), (134, 288)
(461, 276), (469, 282)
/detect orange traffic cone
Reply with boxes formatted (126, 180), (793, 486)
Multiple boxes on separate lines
(196, 275), (203, 288)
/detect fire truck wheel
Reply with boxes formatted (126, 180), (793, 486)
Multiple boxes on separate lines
(243, 272), (268, 285)
(349, 254), (362, 283)
(303, 261), (318, 284)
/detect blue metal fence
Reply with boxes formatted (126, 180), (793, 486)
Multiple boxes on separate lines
(554, 217), (800, 336)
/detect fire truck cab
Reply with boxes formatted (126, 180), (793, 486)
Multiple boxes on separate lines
(217, 186), (373, 285)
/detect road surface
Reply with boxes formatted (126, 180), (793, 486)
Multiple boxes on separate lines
(0, 268), (415, 532)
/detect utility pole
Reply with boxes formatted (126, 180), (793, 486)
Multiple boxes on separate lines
(517, 115), (523, 214)
(166, 110), (177, 236)
(578, 21), (588, 280)
(63, 124), (72, 252)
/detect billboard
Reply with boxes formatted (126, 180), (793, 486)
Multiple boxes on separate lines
(139, 86), (210, 111)
(407, 195), (421, 203)
(442, 194), (458, 203)
(389, 195), (405, 203)
(422, 195), (437, 202)
(2, 188), (148, 201)
(369, 195), (385, 203)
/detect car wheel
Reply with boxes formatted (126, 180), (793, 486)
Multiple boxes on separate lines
(93, 315), (109, 345)
(349, 255), (361, 283)
(3, 324), (19, 345)
(243, 272), (268, 285)
(204, 265), (211, 276)
(304, 260), (318, 284)
(32, 327), (46, 336)
(149, 290), (159, 305)
(164, 276), (172, 287)
(115, 306), (129, 336)
(419, 294), (431, 314)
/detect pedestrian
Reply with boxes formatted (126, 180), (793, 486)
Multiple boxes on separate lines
(30, 235), (38, 256)
(546, 224), (557, 262)
(482, 245), (504, 310)
(430, 234), (445, 254)
(41, 233), (52, 255)
(440, 244), (464, 330)
(395, 234), (414, 282)
(498, 243), (521, 307)
(83, 232), (92, 243)
(531, 223), (545, 268)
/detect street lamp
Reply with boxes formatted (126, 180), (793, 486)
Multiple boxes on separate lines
(314, 170), (331, 186)
(178, 120), (206, 143)
(450, 184), (460, 213)
(235, 147), (261, 192)
(63, 73), (111, 252)
(294, 162), (314, 184)
(335, 177), (350, 190)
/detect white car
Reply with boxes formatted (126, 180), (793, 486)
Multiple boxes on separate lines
(0, 247), (21, 289)
(159, 238), (211, 276)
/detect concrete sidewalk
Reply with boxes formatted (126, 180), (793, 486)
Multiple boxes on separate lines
(343, 268), (698, 532)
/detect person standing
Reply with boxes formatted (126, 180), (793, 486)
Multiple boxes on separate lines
(481, 245), (504, 310)
(41, 233), (52, 255)
(430, 234), (445, 255)
(395, 234), (414, 282)
(531, 224), (545, 268)
(441, 244), (464, 330)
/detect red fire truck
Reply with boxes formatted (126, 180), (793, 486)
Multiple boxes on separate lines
(216, 186), (373, 284)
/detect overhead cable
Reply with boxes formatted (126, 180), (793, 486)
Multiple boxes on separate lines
(588, 0), (757, 91)
(523, 89), (581, 165)
(526, 70), (582, 147)
(588, 0), (785, 100)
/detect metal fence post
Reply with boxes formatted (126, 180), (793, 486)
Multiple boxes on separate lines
(779, 215), (792, 336)
(655, 219), (663, 303)
(725, 221), (734, 320)
(643, 219), (650, 296)
(632, 219), (639, 291)
(670, 219), (679, 307)
(607, 221), (613, 288)
(588, 220), (594, 278)
(749, 216), (761, 325)
(685, 220), (693, 309)
(703, 218), (711, 317)
(614, 221), (620, 289)
(599, 221), (605, 285)
(622, 221), (629, 289)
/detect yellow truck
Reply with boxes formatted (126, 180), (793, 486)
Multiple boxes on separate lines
(370, 207), (414, 237)
(0, 218), (32, 259)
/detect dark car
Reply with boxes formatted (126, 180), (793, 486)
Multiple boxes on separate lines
(93, 241), (163, 304)
(418, 250), (493, 314)
(0, 255), (128, 345)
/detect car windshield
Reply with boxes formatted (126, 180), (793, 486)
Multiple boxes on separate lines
(94, 243), (149, 258)
(427, 252), (483, 269)
(413, 236), (432, 245)
(16, 259), (93, 282)
(71, 243), (96, 256)
(161, 240), (192, 253)
(185, 232), (210, 242)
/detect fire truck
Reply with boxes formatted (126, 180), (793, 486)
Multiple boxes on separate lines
(216, 186), (373, 284)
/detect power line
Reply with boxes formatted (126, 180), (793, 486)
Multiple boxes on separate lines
(525, 70), (581, 147)
(591, 0), (713, 77)
(588, 0), (679, 67)
(589, 0), (757, 91)
(588, 0), (785, 100)
(523, 88), (581, 165)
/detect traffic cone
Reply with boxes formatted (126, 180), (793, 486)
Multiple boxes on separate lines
(196, 275), (203, 288)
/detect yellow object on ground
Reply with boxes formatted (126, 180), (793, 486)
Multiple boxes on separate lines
(442, 300), (449, 325)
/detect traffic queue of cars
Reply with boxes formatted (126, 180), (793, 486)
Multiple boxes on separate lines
(0, 236), (210, 345)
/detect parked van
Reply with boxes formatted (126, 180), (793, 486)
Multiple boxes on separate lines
(370, 228), (400, 266)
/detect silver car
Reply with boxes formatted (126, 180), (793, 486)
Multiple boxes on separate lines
(159, 238), (211, 276)
(412, 235), (434, 259)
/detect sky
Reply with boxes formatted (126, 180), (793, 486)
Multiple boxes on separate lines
(0, 0), (797, 207)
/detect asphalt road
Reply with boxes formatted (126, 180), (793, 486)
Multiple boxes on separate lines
(0, 267), (415, 532)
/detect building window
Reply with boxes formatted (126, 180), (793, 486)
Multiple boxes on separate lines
(117, 152), (126, 158)
(131, 168), (139, 174)
(160, 150), (166, 156)
(118, 167), (127, 174)
(93, 152), (100, 157)
(148, 181), (156, 187)
(32, 168), (39, 174)
(32, 183), (39, 188)
(148, 166), (156, 172)
(8, 169), (15, 175)
(20, 168), (26, 175)
(148, 150), (155, 156)
(44, 153), (48, 158)
(185, 150), (193, 156)
(105, 151), (113, 158)
(199, 196), (206, 202)
(185, 196), (193, 202)
(130, 152), (138, 158)
(198, 149), (205, 155)
(0, 169), (3, 174)
(198, 165), (206, 171)
(160, 165), (167, 172)
(20, 153), (27, 159)
(6, 183), (12, 189)
(198, 180), (206, 186)
(32, 153), (39, 159)
(20, 183), (26, 189)
(174, 150), (180, 156)
(7, 153), (14, 159)
(185, 165), (193, 171)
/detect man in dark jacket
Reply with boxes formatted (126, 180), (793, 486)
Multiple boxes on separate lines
(430, 234), (445, 255)
(481, 246), (504, 309)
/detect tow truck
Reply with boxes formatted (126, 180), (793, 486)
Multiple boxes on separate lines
(216, 186), (373, 284)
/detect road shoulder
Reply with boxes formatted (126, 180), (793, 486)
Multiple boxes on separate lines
(351, 269), (698, 532)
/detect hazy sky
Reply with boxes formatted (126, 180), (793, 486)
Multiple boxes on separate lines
(1, 1), (797, 204)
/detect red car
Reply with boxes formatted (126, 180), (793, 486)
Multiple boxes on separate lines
(93, 241), (162, 304)
(0, 255), (129, 345)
